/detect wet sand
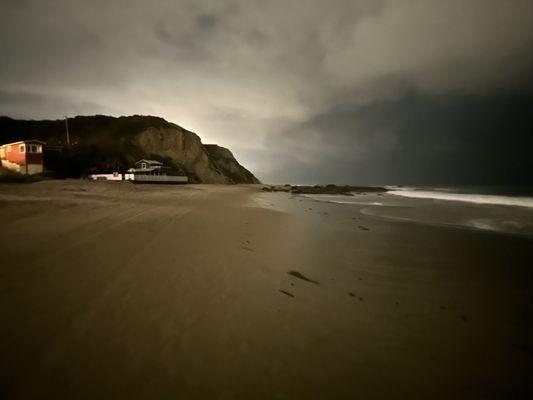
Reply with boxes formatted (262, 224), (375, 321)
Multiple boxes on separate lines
(1, 181), (532, 399)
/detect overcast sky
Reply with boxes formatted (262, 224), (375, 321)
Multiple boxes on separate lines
(1, 0), (532, 185)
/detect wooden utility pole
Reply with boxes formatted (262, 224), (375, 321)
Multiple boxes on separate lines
(64, 116), (70, 149)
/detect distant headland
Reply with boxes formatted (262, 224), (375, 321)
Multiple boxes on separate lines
(0, 115), (260, 184)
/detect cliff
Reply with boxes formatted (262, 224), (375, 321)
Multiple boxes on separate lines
(0, 115), (260, 183)
(204, 144), (259, 185)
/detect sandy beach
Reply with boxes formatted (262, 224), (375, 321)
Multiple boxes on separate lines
(1, 181), (532, 399)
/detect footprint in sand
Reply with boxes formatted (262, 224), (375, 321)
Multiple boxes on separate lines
(348, 292), (364, 301)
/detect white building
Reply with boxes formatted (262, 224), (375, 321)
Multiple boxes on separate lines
(125, 159), (188, 183)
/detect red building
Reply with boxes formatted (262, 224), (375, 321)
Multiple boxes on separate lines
(0, 140), (45, 175)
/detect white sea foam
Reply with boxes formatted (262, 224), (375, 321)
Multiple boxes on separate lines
(388, 190), (533, 208)
(329, 200), (384, 205)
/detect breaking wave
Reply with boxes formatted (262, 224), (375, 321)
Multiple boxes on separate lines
(302, 194), (384, 206)
(388, 190), (533, 208)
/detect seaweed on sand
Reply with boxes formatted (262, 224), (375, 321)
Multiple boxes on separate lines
(288, 271), (319, 285)
(279, 290), (295, 298)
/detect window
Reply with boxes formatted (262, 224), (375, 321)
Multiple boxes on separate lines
(141, 162), (147, 169)
(19, 144), (25, 153)
(7, 145), (12, 152)
(0, 148), (4, 157)
(24, 144), (43, 153)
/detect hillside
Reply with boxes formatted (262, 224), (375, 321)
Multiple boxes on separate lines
(0, 115), (260, 183)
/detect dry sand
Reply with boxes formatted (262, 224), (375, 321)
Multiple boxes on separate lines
(0, 180), (532, 399)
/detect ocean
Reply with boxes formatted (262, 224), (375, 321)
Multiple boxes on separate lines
(300, 186), (533, 237)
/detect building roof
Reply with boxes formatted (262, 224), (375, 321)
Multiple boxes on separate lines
(0, 139), (46, 147)
(135, 159), (163, 166)
(128, 167), (158, 173)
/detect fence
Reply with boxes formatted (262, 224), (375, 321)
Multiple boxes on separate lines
(128, 174), (188, 183)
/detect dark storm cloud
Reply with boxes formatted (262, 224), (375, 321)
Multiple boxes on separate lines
(196, 14), (217, 31)
(1, 0), (533, 184)
(263, 89), (533, 185)
(154, 13), (219, 59)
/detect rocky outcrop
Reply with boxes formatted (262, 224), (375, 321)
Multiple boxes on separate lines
(262, 184), (387, 195)
(0, 115), (260, 183)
